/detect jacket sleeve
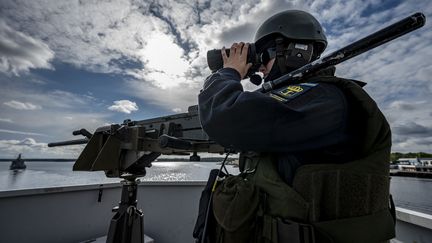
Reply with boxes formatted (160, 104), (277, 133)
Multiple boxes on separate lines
(198, 68), (348, 153)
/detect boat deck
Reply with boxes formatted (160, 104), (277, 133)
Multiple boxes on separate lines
(1, 181), (432, 243)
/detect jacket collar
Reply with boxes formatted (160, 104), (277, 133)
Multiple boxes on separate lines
(308, 66), (367, 87)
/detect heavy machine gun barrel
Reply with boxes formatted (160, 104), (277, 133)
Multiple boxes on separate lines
(48, 128), (93, 147)
(47, 139), (89, 147)
(260, 12), (426, 92)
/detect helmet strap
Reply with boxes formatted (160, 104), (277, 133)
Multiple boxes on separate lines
(275, 38), (288, 74)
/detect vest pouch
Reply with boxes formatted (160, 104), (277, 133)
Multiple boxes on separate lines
(252, 154), (309, 221)
(312, 209), (395, 243)
(293, 160), (395, 242)
(238, 153), (312, 243)
(212, 175), (259, 243)
(293, 163), (391, 221)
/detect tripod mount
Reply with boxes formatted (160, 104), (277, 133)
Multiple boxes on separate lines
(106, 174), (144, 243)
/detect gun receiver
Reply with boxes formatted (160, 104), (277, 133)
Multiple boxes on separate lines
(260, 12), (426, 92)
(49, 105), (226, 178)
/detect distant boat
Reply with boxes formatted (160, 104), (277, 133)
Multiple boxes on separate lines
(9, 154), (26, 170)
(390, 162), (432, 178)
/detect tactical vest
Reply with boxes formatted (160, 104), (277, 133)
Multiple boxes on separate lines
(205, 77), (395, 243)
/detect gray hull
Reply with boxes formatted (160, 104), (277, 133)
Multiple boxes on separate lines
(0, 181), (431, 243)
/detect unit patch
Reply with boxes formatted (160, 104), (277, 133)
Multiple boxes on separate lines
(268, 93), (288, 102)
(267, 83), (318, 103)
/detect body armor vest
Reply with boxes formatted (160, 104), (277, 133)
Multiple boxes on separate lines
(197, 76), (395, 243)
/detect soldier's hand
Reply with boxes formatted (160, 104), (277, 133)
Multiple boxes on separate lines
(222, 42), (253, 79)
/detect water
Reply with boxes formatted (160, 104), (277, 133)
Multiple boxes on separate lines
(390, 176), (432, 215)
(0, 161), (236, 191)
(0, 161), (431, 215)
(0, 162), (120, 191)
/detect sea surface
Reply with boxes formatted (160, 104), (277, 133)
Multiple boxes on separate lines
(0, 161), (431, 215)
(0, 161), (238, 191)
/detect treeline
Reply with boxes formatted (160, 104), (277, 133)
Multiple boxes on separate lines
(390, 152), (432, 162)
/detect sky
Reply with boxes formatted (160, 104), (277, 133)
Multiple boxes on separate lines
(0, 0), (431, 158)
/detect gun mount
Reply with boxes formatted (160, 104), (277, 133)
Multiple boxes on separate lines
(49, 105), (226, 178)
(48, 105), (229, 243)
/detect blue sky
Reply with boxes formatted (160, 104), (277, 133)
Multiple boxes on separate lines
(0, 0), (431, 158)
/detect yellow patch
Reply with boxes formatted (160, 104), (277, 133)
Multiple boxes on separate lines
(280, 85), (304, 96)
(269, 83), (318, 103)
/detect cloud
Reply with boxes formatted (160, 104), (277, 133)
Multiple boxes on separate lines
(0, 0), (156, 74)
(133, 32), (191, 89)
(392, 136), (432, 153)
(0, 78), (112, 142)
(393, 122), (432, 137)
(389, 101), (417, 111)
(108, 100), (139, 114)
(3, 100), (42, 110)
(0, 118), (13, 123)
(0, 129), (47, 137)
(391, 122), (432, 153)
(0, 0), (264, 84)
(0, 20), (54, 75)
(126, 79), (199, 113)
(217, 22), (257, 45)
(17, 137), (41, 146)
(0, 137), (83, 158)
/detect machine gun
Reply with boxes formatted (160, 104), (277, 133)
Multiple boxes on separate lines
(48, 12), (425, 243)
(48, 105), (226, 178)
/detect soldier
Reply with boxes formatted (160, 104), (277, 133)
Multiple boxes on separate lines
(197, 10), (396, 243)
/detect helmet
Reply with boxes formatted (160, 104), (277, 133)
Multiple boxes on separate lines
(254, 10), (327, 57)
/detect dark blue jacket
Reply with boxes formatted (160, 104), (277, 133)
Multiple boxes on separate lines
(198, 68), (357, 184)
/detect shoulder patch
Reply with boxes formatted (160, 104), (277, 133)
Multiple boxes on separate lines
(267, 83), (318, 103)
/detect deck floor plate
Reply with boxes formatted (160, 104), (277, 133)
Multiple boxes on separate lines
(86, 235), (154, 243)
